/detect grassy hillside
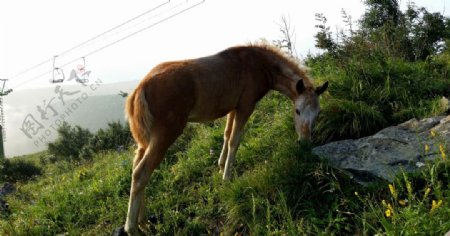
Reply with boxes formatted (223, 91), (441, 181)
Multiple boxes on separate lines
(1, 92), (449, 235)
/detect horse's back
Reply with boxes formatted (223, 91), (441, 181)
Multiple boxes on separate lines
(134, 50), (267, 123)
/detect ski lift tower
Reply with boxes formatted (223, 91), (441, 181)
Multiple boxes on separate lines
(0, 79), (12, 159)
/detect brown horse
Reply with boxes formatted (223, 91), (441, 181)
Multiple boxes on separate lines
(123, 44), (328, 234)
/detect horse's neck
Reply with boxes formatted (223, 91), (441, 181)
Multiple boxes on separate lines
(273, 78), (296, 100)
(258, 49), (298, 100)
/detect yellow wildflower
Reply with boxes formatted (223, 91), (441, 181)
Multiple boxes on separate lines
(385, 209), (392, 217)
(384, 202), (395, 217)
(439, 144), (447, 161)
(431, 130), (436, 137)
(406, 181), (412, 195)
(431, 200), (443, 212)
(387, 203), (394, 212)
(354, 191), (359, 196)
(424, 144), (430, 153)
(389, 184), (397, 199)
(399, 199), (408, 206)
(424, 188), (431, 200)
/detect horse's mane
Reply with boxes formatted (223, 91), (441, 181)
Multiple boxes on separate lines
(250, 42), (313, 86)
(222, 42), (313, 87)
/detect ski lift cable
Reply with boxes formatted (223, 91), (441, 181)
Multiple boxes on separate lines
(8, 58), (53, 80)
(57, 0), (171, 58)
(83, 0), (203, 58)
(8, 1), (170, 80)
(11, 0), (205, 90)
(99, 0), (186, 43)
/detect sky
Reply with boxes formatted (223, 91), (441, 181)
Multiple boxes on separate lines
(0, 0), (448, 157)
(1, 0), (448, 91)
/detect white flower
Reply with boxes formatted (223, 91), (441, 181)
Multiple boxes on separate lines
(416, 162), (425, 168)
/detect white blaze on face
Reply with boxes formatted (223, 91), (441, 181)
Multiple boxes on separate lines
(293, 92), (320, 141)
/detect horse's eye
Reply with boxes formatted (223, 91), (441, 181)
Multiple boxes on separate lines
(295, 109), (300, 115)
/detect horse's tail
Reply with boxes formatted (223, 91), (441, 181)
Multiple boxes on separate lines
(125, 86), (153, 147)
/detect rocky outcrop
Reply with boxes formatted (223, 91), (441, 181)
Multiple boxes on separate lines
(0, 182), (15, 197)
(0, 182), (15, 216)
(313, 115), (450, 184)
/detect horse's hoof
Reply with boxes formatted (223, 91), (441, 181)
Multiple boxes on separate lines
(111, 226), (128, 236)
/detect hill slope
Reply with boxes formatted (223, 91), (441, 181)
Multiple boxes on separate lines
(1, 92), (449, 235)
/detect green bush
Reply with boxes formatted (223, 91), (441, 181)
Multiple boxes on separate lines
(86, 121), (132, 153)
(47, 121), (132, 162)
(48, 122), (92, 162)
(0, 158), (42, 182)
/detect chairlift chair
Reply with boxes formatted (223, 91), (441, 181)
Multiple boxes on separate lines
(50, 56), (65, 83)
(76, 72), (90, 84)
(75, 57), (90, 84)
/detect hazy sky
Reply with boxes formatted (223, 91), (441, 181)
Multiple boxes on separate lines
(0, 0), (448, 90)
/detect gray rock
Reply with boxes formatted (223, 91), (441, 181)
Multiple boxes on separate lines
(0, 183), (14, 217)
(0, 182), (15, 197)
(313, 115), (450, 184)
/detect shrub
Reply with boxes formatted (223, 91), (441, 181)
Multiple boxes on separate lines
(86, 121), (132, 153)
(47, 121), (132, 161)
(48, 122), (93, 162)
(0, 158), (42, 182)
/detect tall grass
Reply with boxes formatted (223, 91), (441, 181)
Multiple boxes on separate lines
(308, 49), (450, 144)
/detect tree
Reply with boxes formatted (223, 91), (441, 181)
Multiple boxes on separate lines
(314, 0), (450, 61)
(314, 13), (337, 54)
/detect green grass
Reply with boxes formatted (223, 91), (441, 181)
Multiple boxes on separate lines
(1, 92), (449, 235)
(1, 151), (131, 235)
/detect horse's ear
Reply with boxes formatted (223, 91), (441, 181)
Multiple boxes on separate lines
(296, 79), (305, 94)
(316, 81), (329, 95)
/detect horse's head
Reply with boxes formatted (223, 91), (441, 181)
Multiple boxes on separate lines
(293, 79), (328, 141)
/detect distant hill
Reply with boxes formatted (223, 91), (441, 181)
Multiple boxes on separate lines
(3, 80), (139, 157)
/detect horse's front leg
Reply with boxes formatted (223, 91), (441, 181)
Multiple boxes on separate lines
(218, 111), (235, 173)
(222, 109), (252, 180)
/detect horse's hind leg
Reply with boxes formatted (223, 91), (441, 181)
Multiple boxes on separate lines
(218, 111), (235, 173)
(125, 125), (185, 235)
(132, 145), (147, 225)
(125, 144), (157, 235)
(133, 145), (146, 171)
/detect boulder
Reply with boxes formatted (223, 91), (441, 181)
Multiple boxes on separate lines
(0, 182), (15, 197)
(0, 182), (15, 217)
(313, 115), (450, 184)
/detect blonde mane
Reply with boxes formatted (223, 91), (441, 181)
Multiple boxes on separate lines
(246, 42), (313, 87)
